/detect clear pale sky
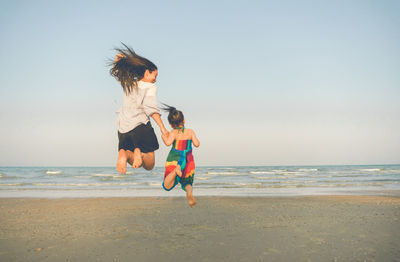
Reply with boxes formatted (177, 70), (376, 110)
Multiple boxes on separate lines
(0, 0), (399, 166)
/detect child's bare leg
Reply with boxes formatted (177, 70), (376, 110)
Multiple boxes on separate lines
(163, 167), (181, 190)
(116, 149), (127, 174)
(175, 165), (182, 177)
(185, 184), (196, 208)
(142, 152), (155, 171)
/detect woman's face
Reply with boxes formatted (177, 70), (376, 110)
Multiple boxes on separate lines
(142, 69), (158, 83)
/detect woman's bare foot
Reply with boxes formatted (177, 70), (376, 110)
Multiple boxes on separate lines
(131, 148), (143, 168)
(116, 150), (127, 174)
(175, 165), (182, 177)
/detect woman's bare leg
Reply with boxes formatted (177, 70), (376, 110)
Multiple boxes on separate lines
(142, 152), (155, 171)
(116, 149), (127, 174)
(132, 148), (143, 168)
(125, 149), (143, 169)
(185, 184), (196, 207)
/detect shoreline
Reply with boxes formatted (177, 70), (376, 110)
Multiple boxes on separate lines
(1, 195), (399, 261)
(1, 188), (400, 198)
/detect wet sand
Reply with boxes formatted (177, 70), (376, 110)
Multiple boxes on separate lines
(1, 196), (399, 261)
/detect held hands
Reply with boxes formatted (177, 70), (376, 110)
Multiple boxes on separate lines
(161, 128), (169, 138)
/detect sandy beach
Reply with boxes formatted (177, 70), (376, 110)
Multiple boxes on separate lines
(0, 196), (399, 262)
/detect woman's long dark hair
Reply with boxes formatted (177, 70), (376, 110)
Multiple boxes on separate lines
(109, 43), (158, 95)
(161, 104), (184, 128)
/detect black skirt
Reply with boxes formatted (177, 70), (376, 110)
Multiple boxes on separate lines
(118, 122), (159, 153)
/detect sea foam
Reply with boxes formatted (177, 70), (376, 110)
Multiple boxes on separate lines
(46, 171), (62, 175)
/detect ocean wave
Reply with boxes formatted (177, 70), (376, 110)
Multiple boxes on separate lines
(233, 182), (263, 188)
(0, 183), (23, 186)
(0, 174), (3, 178)
(255, 176), (273, 180)
(275, 171), (304, 176)
(205, 171), (242, 176)
(251, 170), (317, 176)
(146, 182), (161, 187)
(32, 182), (140, 187)
(193, 182), (232, 186)
(33, 183), (88, 187)
(46, 171), (62, 175)
(196, 177), (210, 180)
(359, 169), (381, 172)
(297, 168), (318, 172)
(300, 175), (333, 179)
(380, 169), (400, 174)
(91, 174), (125, 178)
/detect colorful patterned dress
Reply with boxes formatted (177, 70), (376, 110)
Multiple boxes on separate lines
(163, 137), (195, 191)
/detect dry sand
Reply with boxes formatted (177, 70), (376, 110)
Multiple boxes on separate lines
(0, 196), (399, 262)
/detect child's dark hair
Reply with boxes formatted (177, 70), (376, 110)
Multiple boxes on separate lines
(161, 104), (184, 128)
(109, 43), (158, 95)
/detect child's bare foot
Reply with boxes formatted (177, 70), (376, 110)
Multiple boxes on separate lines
(175, 165), (182, 177)
(185, 185), (196, 207)
(132, 148), (143, 168)
(187, 192), (196, 208)
(116, 150), (127, 174)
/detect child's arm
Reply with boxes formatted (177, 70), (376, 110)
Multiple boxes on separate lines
(191, 130), (200, 147)
(162, 130), (176, 146)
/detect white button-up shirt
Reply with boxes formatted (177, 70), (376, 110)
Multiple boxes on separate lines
(116, 81), (160, 133)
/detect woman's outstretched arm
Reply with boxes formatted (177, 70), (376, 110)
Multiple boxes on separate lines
(151, 113), (168, 136)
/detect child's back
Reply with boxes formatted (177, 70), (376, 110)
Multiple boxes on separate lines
(170, 128), (200, 148)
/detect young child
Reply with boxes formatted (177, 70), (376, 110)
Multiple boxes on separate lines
(161, 105), (200, 207)
(110, 44), (168, 174)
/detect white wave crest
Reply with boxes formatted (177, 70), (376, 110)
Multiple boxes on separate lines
(46, 171), (62, 175)
(250, 171), (276, 174)
(277, 171), (303, 176)
(33, 182), (140, 187)
(298, 169), (318, 172)
(359, 169), (381, 172)
(196, 177), (210, 180)
(233, 182), (263, 188)
(206, 172), (242, 176)
(91, 174), (125, 178)
(146, 182), (161, 187)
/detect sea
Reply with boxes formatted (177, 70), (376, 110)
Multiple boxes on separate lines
(0, 165), (399, 198)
